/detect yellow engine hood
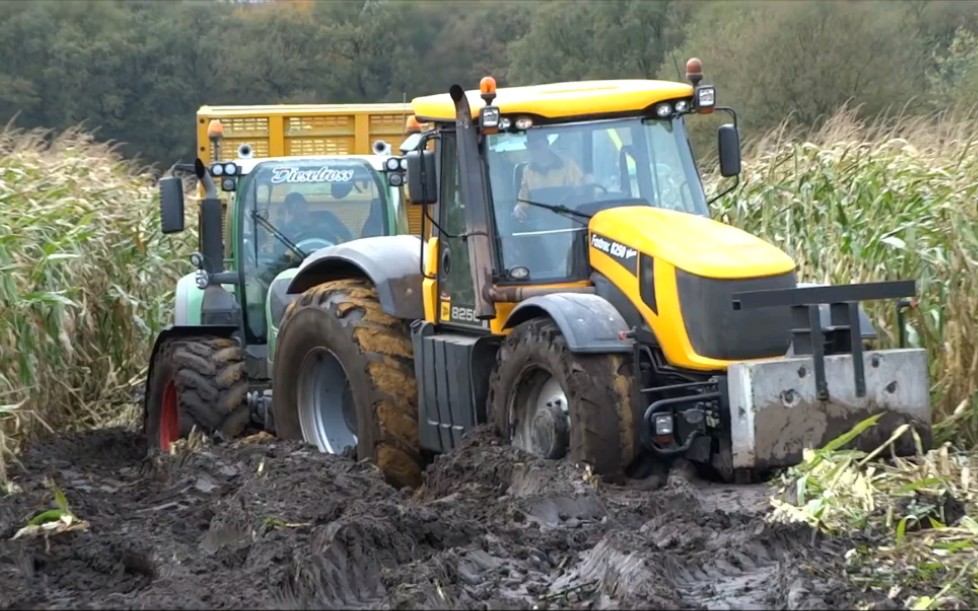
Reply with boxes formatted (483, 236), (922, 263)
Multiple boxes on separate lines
(589, 206), (795, 279)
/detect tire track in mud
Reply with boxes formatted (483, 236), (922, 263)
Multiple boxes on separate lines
(0, 427), (861, 610)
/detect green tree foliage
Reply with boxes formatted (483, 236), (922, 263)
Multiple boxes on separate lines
(666, 0), (937, 135)
(507, 0), (692, 84)
(1, 0), (977, 168)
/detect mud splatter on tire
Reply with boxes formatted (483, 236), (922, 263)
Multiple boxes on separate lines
(271, 278), (423, 490)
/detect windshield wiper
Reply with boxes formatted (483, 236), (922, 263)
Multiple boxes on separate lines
(517, 198), (592, 223)
(251, 211), (307, 259)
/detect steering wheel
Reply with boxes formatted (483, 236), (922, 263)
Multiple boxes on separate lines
(578, 182), (609, 197)
(296, 237), (334, 254)
(514, 183), (609, 224)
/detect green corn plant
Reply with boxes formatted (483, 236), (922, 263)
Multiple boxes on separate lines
(707, 106), (978, 447)
(0, 125), (196, 483)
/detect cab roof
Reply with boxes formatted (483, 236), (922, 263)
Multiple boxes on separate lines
(410, 79), (694, 123)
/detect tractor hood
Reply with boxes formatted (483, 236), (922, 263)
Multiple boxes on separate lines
(588, 206), (795, 280)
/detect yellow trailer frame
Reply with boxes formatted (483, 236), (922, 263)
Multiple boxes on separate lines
(195, 103), (426, 235)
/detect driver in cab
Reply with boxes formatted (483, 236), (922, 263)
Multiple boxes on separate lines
(513, 130), (585, 221)
(267, 192), (310, 261)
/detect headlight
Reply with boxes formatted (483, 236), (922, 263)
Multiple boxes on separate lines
(499, 117), (512, 130)
(480, 106), (500, 129)
(674, 100), (689, 113)
(515, 116), (533, 130)
(223, 162), (238, 176)
(695, 86), (716, 108)
(388, 173), (404, 187)
(653, 413), (673, 436)
(221, 177), (236, 191)
(385, 157), (402, 172)
(399, 157), (408, 171)
(655, 103), (672, 118)
(210, 163), (224, 176)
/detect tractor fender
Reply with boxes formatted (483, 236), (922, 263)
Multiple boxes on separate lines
(797, 282), (878, 341)
(142, 325), (238, 418)
(287, 235), (424, 320)
(503, 293), (632, 354)
(173, 272), (203, 326)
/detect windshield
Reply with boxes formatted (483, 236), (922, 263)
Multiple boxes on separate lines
(486, 116), (707, 283)
(238, 158), (391, 341)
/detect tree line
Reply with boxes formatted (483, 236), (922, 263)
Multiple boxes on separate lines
(1, 0), (976, 170)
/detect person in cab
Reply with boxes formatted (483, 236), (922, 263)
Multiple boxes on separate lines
(513, 129), (586, 221)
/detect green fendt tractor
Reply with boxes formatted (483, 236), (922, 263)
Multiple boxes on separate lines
(143, 146), (411, 451)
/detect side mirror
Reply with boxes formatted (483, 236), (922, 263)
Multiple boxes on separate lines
(398, 132), (423, 154)
(159, 176), (186, 234)
(406, 149), (437, 205)
(718, 123), (741, 177)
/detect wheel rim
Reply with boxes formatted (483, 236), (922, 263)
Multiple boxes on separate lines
(510, 366), (570, 459)
(296, 346), (358, 453)
(159, 379), (179, 451)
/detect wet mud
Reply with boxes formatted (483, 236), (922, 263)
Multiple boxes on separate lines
(1, 426), (865, 610)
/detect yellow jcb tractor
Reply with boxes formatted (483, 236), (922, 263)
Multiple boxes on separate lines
(268, 59), (932, 488)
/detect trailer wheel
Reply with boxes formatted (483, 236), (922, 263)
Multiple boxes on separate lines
(487, 317), (637, 481)
(144, 336), (251, 451)
(271, 278), (423, 489)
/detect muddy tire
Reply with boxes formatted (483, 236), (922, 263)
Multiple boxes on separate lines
(271, 278), (423, 489)
(487, 317), (638, 481)
(144, 336), (251, 451)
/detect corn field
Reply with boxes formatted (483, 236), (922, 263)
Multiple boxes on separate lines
(709, 106), (978, 448)
(0, 126), (195, 482)
(1, 107), (977, 483)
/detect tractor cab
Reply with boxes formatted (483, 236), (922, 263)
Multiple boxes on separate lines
(397, 62), (741, 327)
(483, 112), (714, 283)
(210, 154), (409, 343)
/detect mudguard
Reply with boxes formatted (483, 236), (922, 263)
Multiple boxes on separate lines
(503, 293), (632, 354)
(286, 235), (425, 320)
(142, 324), (238, 417)
(173, 273), (204, 326)
(266, 267), (300, 367)
(174, 272), (240, 327)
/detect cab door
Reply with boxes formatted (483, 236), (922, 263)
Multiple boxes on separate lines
(434, 130), (485, 331)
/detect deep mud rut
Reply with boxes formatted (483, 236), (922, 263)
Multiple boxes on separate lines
(0, 426), (865, 610)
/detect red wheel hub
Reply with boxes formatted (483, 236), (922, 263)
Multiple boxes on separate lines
(159, 379), (179, 450)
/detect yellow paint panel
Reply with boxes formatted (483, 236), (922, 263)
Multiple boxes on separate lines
(488, 302), (516, 335)
(589, 206), (795, 280)
(589, 246), (733, 372)
(411, 79), (694, 122)
(423, 237), (439, 323)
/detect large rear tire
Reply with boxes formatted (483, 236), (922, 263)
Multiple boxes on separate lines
(271, 278), (423, 489)
(487, 317), (638, 481)
(144, 336), (251, 451)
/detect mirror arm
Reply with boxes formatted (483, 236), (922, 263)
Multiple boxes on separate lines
(707, 173), (739, 206)
(707, 106), (742, 207)
(717, 106), (738, 129)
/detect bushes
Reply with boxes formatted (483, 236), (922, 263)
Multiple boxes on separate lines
(0, 126), (194, 482)
(709, 107), (978, 446)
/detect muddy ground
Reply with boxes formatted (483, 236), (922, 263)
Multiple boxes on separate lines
(0, 425), (877, 610)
